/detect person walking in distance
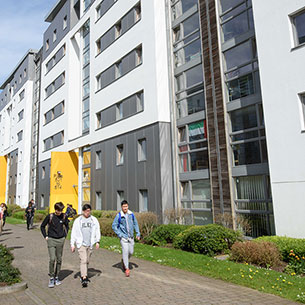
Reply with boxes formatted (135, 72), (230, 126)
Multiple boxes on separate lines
(112, 200), (140, 277)
(29, 199), (36, 228)
(70, 204), (100, 288)
(25, 201), (35, 230)
(41, 202), (69, 288)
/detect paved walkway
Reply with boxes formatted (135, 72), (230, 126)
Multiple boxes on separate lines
(0, 224), (298, 305)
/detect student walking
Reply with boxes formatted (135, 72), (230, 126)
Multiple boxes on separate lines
(0, 203), (4, 235)
(112, 200), (140, 277)
(29, 199), (36, 228)
(41, 202), (69, 288)
(70, 204), (100, 288)
(25, 201), (35, 230)
(1, 203), (7, 227)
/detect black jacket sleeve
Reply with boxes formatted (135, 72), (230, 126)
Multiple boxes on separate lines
(40, 214), (50, 238)
(64, 217), (70, 236)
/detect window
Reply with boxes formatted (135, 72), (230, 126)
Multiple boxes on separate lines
(116, 102), (123, 120)
(46, 44), (66, 73)
(138, 138), (147, 161)
(178, 121), (208, 172)
(17, 130), (23, 142)
(171, 0), (198, 20)
(96, 0), (117, 20)
(96, 192), (102, 210)
(45, 72), (65, 99)
(117, 191), (124, 210)
(139, 190), (148, 212)
(291, 9), (305, 46)
(230, 104), (267, 166)
(19, 74), (22, 83)
(220, 0), (244, 12)
(46, 39), (49, 51)
(53, 29), (57, 42)
(96, 151), (102, 169)
(96, 45), (142, 90)
(42, 167), (46, 179)
(84, 0), (92, 12)
(24, 68), (27, 77)
(234, 175), (274, 237)
(41, 194), (45, 208)
(44, 131), (64, 151)
(18, 109), (24, 121)
(19, 90), (25, 102)
(44, 101), (64, 125)
(176, 64), (204, 92)
(220, 1), (253, 42)
(116, 144), (124, 165)
(299, 94), (305, 129)
(63, 15), (67, 30)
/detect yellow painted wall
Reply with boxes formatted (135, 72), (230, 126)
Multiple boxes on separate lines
(49, 151), (78, 213)
(0, 156), (7, 203)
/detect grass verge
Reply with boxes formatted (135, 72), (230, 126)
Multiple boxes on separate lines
(5, 217), (26, 225)
(100, 236), (305, 303)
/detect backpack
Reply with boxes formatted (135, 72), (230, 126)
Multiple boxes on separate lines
(117, 212), (135, 228)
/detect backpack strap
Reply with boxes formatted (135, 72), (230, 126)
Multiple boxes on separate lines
(49, 213), (54, 224)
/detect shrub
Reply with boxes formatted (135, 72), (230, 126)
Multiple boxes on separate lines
(12, 210), (26, 220)
(144, 224), (191, 246)
(173, 224), (242, 256)
(256, 236), (305, 262)
(0, 245), (21, 285)
(100, 210), (117, 219)
(230, 241), (282, 268)
(134, 212), (158, 239)
(6, 204), (22, 216)
(33, 213), (45, 222)
(285, 250), (305, 275)
(99, 218), (116, 237)
(91, 210), (103, 218)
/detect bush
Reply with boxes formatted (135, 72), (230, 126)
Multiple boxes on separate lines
(0, 245), (21, 285)
(99, 218), (116, 237)
(12, 211), (26, 220)
(35, 209), (48, 216)
(33, 213), (45, 222)
(256, 236), (305, 262)
(230, 241), (282, 268)
(91, 210), (103, 218)
(134, 212), (158, 239)
(6, 204), (22, 217)
(173, 224), (242, 256)
(144, 224), (191, 246)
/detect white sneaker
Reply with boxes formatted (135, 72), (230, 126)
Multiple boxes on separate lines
(55, 277), (61, 286)
(48, 277), (55, 288)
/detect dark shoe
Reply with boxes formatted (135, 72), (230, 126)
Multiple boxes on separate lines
(48, 277), (55, 288)
(81, 277), (88, 288)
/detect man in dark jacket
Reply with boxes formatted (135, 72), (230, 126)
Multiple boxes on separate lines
(41, 202), (69, 288)
(25, 202), (35, 230)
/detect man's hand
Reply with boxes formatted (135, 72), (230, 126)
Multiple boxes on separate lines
(96, 243), (100, 249)
(71, 246), (75, 252)
(136, 236), (140, 241)
(45, 237), (48, 241)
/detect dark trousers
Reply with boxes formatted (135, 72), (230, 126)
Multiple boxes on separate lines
(26, 216), (32, 230)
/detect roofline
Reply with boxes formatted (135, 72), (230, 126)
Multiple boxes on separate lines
(45, 0), (67, 23)
(0, 49), (38, 90)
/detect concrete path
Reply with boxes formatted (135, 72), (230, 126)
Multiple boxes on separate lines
(0, 224), (298, 305)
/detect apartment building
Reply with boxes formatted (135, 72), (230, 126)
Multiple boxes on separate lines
(0, 0), (304, 237)
(0, 49), (41, 206)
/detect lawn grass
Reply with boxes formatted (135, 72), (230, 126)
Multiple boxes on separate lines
(100, 236), (305, 303)
(5, 217), (26, 225)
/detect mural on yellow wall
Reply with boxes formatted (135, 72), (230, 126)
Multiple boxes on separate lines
(49, 151), (78, 213)
(0, 156), (7, 203)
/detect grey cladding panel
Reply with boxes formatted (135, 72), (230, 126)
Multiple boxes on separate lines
(37, 159), (51, 209)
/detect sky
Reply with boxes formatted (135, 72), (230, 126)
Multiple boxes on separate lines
(0, 0), (58, 86)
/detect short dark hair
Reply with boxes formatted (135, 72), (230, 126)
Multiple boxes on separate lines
(54, 202), (65, 211)
(121, 200), (128, 206)
(82, 204), (92, 211)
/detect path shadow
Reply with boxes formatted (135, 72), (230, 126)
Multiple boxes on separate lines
(1, 232), (12, 236)
(7, 246), (24, 250)
(74, 268), (102, 279)
(15, 237), (21, 239)
(112, 261), (139, 273)
(0, 238), (7, 243)
(59, 269), (74, 281)
(2, 228), (11, 232)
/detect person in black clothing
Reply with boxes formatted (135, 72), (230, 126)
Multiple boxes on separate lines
(1, 203), (7, 227)
(65, 204), (77, 218)
(41, 202), (69, 288)
(25, 202), (35, 230)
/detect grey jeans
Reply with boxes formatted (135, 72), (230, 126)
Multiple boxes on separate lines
(47, 237), (65, 277)
(120, 237), (134, 269)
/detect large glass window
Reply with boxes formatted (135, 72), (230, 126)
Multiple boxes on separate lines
(178, 121), (208, 172)
(172, 0), (198, 20)
(220, 0), (244, 12)
(234, 175), (274, 237)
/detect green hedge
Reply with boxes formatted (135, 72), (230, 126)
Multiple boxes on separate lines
(91, 210), (117, 219)
(0, 245), (21, 285)
(12, 211), (25, 220)
(144, 224), (191, 246)
(256, 236), (305, 262)
(173, 224), (242, 256)
(6, 204), (22, 217)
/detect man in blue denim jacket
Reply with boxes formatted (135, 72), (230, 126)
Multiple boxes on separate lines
(112, 200), (140, 277)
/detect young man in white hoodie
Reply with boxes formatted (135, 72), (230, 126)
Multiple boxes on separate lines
(70, 204), (100, 287)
